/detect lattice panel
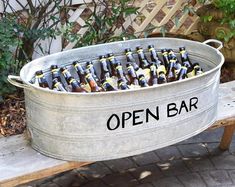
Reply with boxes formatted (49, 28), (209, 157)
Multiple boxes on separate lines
(63, 0), (201, 50)
(1, 0), (202, 53)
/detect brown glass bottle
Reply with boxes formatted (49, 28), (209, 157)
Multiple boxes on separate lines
(68, 77), (87, 93)
(99, 55), (111, 81)
(138, 74), (149, 87)
(35, 70), (50, 88)
(148, 63), (158, 86)
(73, 61), (87, 85)
(118, 78), (130, 90)
(179, 47), (192, 64)
(161, 49), (170, 67)
(101, 79), (117, 92)
(107, 53), (117, 77)
(193, 63), (203, 76)
(177, 65), (188, 80)
(125, 48), (139, 71)
(126, 63), (139, 85)
(115, 62), (129, 84)
(85, 69), (102, 92)
(158, 71), (167, 84)
(60, 67), (72, 84)
(136, 46), (150, 69)
(166, 59), (176, 82)
(148, 45), (162, 67)
(52, 78), (67, 92)
(86, 61), (99, 83)
(50, 65), (61, 82)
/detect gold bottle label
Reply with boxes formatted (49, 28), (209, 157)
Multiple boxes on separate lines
(157, 65), (166, 74)
(36, 74), (44, 78)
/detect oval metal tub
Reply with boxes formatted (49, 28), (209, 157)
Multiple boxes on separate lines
(9, 38), (224, 161)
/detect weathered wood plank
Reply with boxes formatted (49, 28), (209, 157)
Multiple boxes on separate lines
(0, 81), (234, 186)
(0, 134), (91, 187)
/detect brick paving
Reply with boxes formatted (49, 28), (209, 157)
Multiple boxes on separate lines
(19, 128), (235, 187)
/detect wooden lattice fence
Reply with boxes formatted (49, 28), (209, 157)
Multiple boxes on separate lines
(0, 0), (202, 57)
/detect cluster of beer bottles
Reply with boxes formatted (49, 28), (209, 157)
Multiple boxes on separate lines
(33, 45), (203, 93)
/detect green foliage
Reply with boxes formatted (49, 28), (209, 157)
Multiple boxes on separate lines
(198, 0), (235, 42)
(0, 17), (23, 95)
(75, 0), (138, 47)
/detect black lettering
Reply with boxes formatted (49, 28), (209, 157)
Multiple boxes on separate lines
(107, 114), (120, 130)
(122, 112), (132, 128)
(167, 103), (178, 117)
(133, 110), (144, 126)
(190, 97), (198, 111)
(178, 100), (189, 114)
(146, 107), (159, 123)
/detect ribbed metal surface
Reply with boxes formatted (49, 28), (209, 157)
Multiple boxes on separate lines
(19, 38), (224, 161)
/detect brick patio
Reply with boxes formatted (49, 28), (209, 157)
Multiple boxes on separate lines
(19, 128), (235, 187)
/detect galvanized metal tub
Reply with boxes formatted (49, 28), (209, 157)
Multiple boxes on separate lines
(8, 38), (224, 161)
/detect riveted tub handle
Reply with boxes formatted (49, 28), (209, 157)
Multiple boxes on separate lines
(8, 75), (32, 90)
(203, 39), (223, 51)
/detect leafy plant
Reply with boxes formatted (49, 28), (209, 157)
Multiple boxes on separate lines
(0, 17), (23, 95)
(197, 0), (235, 42)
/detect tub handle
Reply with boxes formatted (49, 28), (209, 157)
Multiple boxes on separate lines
(8, 75), (32, 90)
(203, 39), (223, 51)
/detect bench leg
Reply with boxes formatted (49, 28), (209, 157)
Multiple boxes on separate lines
(219, 122), (235, 150)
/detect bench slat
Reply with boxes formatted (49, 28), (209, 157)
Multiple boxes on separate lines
(0, 81), (234, 187)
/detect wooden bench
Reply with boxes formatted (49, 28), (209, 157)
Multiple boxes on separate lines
(1, 81), (235, 187)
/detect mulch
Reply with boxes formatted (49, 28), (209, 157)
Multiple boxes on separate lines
(0, 92), (26, 136)
(0, 64), (234, 137)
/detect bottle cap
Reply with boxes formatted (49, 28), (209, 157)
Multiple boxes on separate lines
(50, 65), (58, 70)
(35, 70), (43, 75)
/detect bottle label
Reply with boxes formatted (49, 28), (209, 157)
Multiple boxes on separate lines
(180, 50), (186, 54)
(157, 65), (166, 74)
(54, 82), (60, 88)
(125, 51), (132, 56)
(51, 69), (58, 73)
(162, 52), (168, 56)
(69, 78), (75, 84)
(148, 47), (154, 52)
(99, 58), (106, 63)
(137, 49), (143, 54)
(150, 65), (156, 72)
(108, 56), (114, 61)
(187, 70), (195, 78)
(87, 64), (93, 69)
(36, 74), (44, 78)
(116, 65), (122, 71)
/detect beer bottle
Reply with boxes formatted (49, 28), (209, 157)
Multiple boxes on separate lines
(85, 69), (102, 92)
(50, 65), (61, 82)
(148, 63), (158, 86)
(136, 46), (150, 69)
(158, 71), (167, 84)
(115, 62), (129, 84)
(161, 49), (170, 67)
(193, 63), (203, 76)
(167, 49), (177, 60)
(72, 61), (87, 85)
(99, 55), (111, 81)
(118, 78), (130, 90)
(35, 70), (50, 89)
(166, 59), (176, 82)
(126, 63), (139, 85)
(179, 47), (192, 65)
(60, 67), (72, 84)
(107, 53), (117, 77)
(125, 48), (139, 71)
(138, 74), (149, 87)
(68, 77), (87, 93)
(148, 45), (162, 67)
(101, 79), (117, 92)
(52, 78), (67, 92)
(86, 61), (99, 83)
(177, 65), (188, 80)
